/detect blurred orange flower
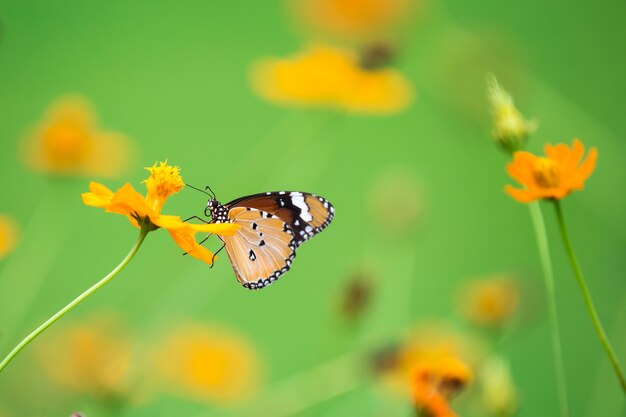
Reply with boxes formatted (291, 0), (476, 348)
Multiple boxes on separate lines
(153, 322), (262, 404)
(22, 96), (133, 177)
(36, 315), (133, 400)
(291, 0), (414, 40)
(375, 322), (481, 399)
(82, 161), (239, 264)
(505, 139), (597, 203)
(412, 355), (472, 417)
(457, 275), (519, 327)
(0, 215), (18, 258)
(251, 43), (413, 114)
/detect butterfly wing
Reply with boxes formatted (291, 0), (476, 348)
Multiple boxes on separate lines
(220, 206), (297, 290)
(226, 191), (334, 246)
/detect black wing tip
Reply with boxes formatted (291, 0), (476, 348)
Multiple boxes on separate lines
(293, 197), (334, 247)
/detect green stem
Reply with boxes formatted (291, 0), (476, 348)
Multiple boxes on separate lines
(553, 200), (626, 392)
(0, 225), (150, 373)
(528, 201), (570, 417)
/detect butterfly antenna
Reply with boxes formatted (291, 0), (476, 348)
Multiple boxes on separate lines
(185, 183), (212, 196)
(205, 185), (217, 200)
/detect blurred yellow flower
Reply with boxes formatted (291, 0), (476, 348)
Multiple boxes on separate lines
(153, 322), (262, 404)
(487, 75), (536, 152)
(36, 315), (133, 400)
(0, 215), (18, 258)
(82, 161), (239, 264)
(22, 96), (133, 177)
(291, 0), (414, 40)
(412, 355), (472, 417)
(505, 139), (597, 203)
(457, 275), (519, 327)
(251, 43), (413, 113)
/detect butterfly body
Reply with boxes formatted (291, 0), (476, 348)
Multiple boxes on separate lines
(205, 191), (334, 290)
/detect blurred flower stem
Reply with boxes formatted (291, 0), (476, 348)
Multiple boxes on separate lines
(488, 75), (571, 413)
(528, 201), (570, 416)
(0, 223), (149, 373)
(553, 200), (626, 392)
(0, 182), (75, 342)
(236, 352), (366, 417)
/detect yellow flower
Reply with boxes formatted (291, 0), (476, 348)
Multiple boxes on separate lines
(36, 315), (133, 400)
(487, 75), (536, 152)
(251, 43), (413, 113)
(412, 355), (472, 417)
(152, 322), (262, 404)
(457, 275), (519, 327)
(81, 161), (239, 264)
(292, 0), (414, 40)
(0, 215), (18, 259)
(505, 139), (597, 203)
(21, 95), (133, 177)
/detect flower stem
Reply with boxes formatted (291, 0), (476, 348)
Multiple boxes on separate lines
(528, 201), (570, 416)
(553, 200), (626, 392)
(0, 225), (150, 374)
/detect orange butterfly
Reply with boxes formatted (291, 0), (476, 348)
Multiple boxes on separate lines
(194, 188), (334, 290)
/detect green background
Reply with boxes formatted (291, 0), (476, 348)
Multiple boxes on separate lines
(0, 1), (624, 416)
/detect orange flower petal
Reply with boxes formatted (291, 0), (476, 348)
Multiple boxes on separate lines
(504, 185), (537, 203)
(571, 146), (597, 187)
(506, 154), (535, 186)
(81, 181), (115, 207)
(563, 138), (585, 175)
(152, 215), (240, 236)
(168, 229), (217, 265)
(107, 183), (150, 222)
(151, 215), (190, 230)
(544, 143), (570, 165)
(190, 222), (241, 236)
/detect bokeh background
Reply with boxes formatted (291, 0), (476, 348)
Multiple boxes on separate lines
(0, 1), (625, 416)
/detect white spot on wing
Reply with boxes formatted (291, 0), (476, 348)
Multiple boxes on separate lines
(290, 192), (313, 222)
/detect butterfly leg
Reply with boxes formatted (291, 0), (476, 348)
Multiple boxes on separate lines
(197, 233), (212, 246)
(209, 243), (226, 269)
(182, 233), (213, 256)
(182, 215), (210, 224)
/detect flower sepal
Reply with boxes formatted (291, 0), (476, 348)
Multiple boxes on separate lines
(136, 214), (160, 233)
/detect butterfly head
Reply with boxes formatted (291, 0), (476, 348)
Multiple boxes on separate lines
(204, 198), (219, 216)
(204, 198), (229, 223)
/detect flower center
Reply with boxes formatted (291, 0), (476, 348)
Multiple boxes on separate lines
(532, 157), (559, 188)
(42, 121), (93, 167)
(144, 161), (184, 213)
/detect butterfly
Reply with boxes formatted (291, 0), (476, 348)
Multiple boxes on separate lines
(197, 188), (334, 290)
